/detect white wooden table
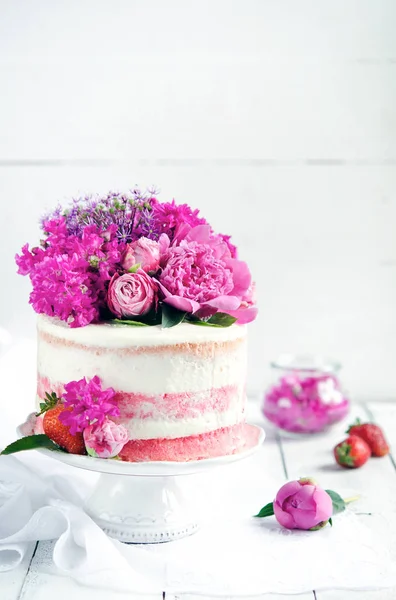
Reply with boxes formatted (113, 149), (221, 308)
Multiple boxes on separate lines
(2, 400), (396, 600)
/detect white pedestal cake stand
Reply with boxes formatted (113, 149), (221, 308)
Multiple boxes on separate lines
(17, 422), (265, 544)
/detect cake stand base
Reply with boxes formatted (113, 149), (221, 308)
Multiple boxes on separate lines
(85, 473), (198, 543)
(18, 418), (264, 543)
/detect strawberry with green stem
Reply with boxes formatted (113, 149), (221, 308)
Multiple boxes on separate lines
(37, 392), (86, 455)
(334, 434), (371, 468)
(347, 419), (390, 457)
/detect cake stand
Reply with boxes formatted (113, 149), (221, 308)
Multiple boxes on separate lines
(17, 422), (265, 544)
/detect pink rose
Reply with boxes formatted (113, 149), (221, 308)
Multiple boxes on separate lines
(107, 270), (157, 318)
(158, 224), (256, 322)
(273, 478), (333, 530)
(122, 237), (160, 274)
(83, 418), (129, 459)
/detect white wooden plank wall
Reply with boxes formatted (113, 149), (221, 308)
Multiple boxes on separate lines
(0, 0), (395, 401)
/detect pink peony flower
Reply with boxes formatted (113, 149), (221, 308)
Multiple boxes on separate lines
(158, 224), (255, 321)
(121, 237), (160, 274)
(273, 478), (333, 530)
(83, 418), (129, 459)
(107, 270), (157, 318)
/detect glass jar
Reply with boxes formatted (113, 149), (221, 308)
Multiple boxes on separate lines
(262, 354), (350, 434)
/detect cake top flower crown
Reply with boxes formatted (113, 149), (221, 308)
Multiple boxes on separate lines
(16, 189), (257, 329)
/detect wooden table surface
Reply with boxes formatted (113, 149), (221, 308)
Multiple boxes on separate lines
(2, 400), (396, 600)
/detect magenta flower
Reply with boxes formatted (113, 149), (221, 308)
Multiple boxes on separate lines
(16, 218), (123, 328)
(151, 199), (207, 242)
(274, 479), (333, 530)
(83, 418), (129, 458)
(59, 376), (119, 435)
(263, 374), (349, 434)
(158, 224), (254, 321)
(121, 237), (160, 274)
(107, 270), (157, 318)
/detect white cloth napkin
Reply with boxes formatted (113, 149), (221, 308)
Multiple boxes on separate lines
(1, 450), (396, 596)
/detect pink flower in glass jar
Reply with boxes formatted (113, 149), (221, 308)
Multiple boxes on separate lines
(274, 478), (333, 530)
(107, 270), (157, 318)
(122, 237), (160, 274)
(83, 418), (129, 459)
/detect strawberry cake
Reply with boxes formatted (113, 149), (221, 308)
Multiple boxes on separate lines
(36, 315), (250, 461)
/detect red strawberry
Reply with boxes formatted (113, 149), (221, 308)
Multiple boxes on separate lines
(43, 406), (86, 455)
(334, 435), (371, 468)
(347, 420), (390, 457)
(37, 392), (85, 455)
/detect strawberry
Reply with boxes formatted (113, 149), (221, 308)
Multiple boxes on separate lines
(347, 420), (390, 457)
(334, 435), (371, 468)
(37, 392), (86, 455)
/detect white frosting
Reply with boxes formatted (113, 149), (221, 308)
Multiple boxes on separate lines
(124, 404), (245, 439)
(37, 315), (246, 347)
(37, 338), (246, 394)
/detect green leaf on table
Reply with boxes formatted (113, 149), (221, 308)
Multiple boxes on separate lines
(254, 502), (275, 518)
(110, 319), (150, 327)
(329, 518), (333, 527)
(161, 304), (187, 328)
(325, 489), (346, 514)
(1, 434), (63, 455)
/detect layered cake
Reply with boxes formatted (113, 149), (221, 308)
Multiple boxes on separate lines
(36, 316), (248, 461)
(12, 189), (258, 462)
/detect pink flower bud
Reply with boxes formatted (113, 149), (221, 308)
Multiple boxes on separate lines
(107, 270), (157, 318)
(121, 237), (160, 274)
(83, 418), (129, 459)
(273, 479), (333, 530)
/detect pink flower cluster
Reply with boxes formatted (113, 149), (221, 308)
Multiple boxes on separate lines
(59, 375), (120, 434)
(53, 375), (129, 459)
(16, 192), (258, 328)
(16, 219), (123, 327)
(263, 374), (350, 434)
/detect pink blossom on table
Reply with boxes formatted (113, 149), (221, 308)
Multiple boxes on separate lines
(263, 374), (350, 433)
(158, 224), (256, 322)
(59, 376), (119, 435)
(83, 418), (129, 459)
(274, 478), (333, 530)
(121, 237), (160, 274)
(107, 270), (158, 318)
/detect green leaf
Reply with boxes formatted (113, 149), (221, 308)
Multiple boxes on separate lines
(161, 304), (187, 328)
(110, 319), (150, 327)
(329, 518), (333, 527)
(190, 312), (237, 328)
(325, 489), (346, 514)
(1, 434), (63, 455)
(127, 263), (141, 273)
(254, 502), (275, 518)
(208, 312), (237, 327)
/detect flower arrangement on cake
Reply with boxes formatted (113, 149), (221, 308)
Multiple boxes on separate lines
(16, 189), (257, 329)
(2, 189), (259, 463)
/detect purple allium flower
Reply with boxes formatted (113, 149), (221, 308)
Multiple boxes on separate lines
(42, 189), (161, 243)
(59, 376), (119, 435)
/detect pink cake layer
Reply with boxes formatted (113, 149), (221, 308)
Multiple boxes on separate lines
(118, 423), (260, 462)
(37, 376), (244, 421)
